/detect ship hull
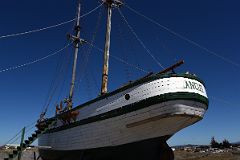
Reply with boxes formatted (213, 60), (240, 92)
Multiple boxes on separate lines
(38, 75), (208, 160)
(39, 135), (173, 160)
(39, 100), (205, 150)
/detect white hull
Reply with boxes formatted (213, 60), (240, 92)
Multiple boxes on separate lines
(39, 75), (208, 151)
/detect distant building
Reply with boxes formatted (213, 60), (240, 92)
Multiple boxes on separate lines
(5, 144), (20, 149)
(184, 147), (193, 152)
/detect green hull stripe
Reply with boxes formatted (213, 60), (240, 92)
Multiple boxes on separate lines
(47, 92), (208, 134)
(72, 73), (206, 111)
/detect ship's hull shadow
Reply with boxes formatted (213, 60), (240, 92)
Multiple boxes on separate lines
(39, 135), (174, 160)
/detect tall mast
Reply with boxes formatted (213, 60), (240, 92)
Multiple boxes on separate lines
(101, 0), (123, 95)
(69, 0), (82, 105)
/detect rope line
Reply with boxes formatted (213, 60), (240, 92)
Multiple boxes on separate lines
(3, 118), (39, 146)
(210, 96), (236, 106)
(85, 41), (148, 73)
(9, 125), (36, 145)
(42, 44), (73, 113)
(3, 129), (22, 145)
(118, 9), (165, 69)
(110, 54), (149, 73)
(125, 4), (240, 67)
(117, 18), (133, 81)
(44, 55), (70, 113)
(76, 6), (103, 92)
(41, 54), (64, 113)
(80, 2), (104, 19)
(0, 3), (103, 40)
(56, 48), (72, 103)
(0, 19), (75, 39)
(0, 43), (72, 74)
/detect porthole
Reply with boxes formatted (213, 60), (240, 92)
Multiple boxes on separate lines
(125, 94), (130, 100)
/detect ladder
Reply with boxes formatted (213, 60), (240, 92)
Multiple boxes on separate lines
(4, 118), (56, 160)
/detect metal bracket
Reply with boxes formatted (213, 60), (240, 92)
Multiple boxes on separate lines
(67, 33), (86, 45)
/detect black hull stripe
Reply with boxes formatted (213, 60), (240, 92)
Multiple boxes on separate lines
(45, 92), (208, 134)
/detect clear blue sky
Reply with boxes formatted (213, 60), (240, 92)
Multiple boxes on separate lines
(0, 0), (239, 146)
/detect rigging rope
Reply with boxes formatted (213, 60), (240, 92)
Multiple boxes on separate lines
(3, 119), (37, 146)
(125, 4), (240, 67)
(75, 6), (104, 93)
(0, 3), (103, 40)
(118, 9), (165, 69)
(56, 49), (72, 103)
(85, 41), (148, 73)
(41, 53), (64, 113)
(0, 43), (72, 74)
(8, 126), (35, 145)
(3, 129), (22, 145)
(47, 43), (73, 116)
(42, 46), (71, 113)
(210, 96), (236, 106)
(45, 24), (74, 115)
(47, 51), (71, 116)
(117, 19), (132, 81)
(89, 66), (100, 92)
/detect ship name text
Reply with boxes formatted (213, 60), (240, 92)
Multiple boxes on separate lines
(184, 80), (204, 93)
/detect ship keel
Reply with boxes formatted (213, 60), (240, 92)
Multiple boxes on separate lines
(39, 135), (174, 160)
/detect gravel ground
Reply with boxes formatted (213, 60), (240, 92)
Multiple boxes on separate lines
(1, 149), (240, 160)
(0, 149), (41, 160)
(175, 150), (240, 160)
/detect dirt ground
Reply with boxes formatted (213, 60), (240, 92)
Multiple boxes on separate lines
(174, 150), (240, 160)
(1, 149), (240, 160)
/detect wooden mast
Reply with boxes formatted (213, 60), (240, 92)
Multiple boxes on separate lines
(101, 0), (123, 95)
(68, 0), (82, 109)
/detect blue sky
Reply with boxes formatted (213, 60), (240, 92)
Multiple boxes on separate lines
(0, 0), (239, 146)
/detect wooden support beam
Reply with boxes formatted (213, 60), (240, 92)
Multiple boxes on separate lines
(158, 60), (184, 74)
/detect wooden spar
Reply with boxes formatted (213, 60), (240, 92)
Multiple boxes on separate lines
(69, 1), (81, 102)
(100, 0), (123, 95)
(101, 2), (112, 95)
(158, 60), (184, 74)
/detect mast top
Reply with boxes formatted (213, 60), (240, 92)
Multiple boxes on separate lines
(102, 0), (123, 7)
